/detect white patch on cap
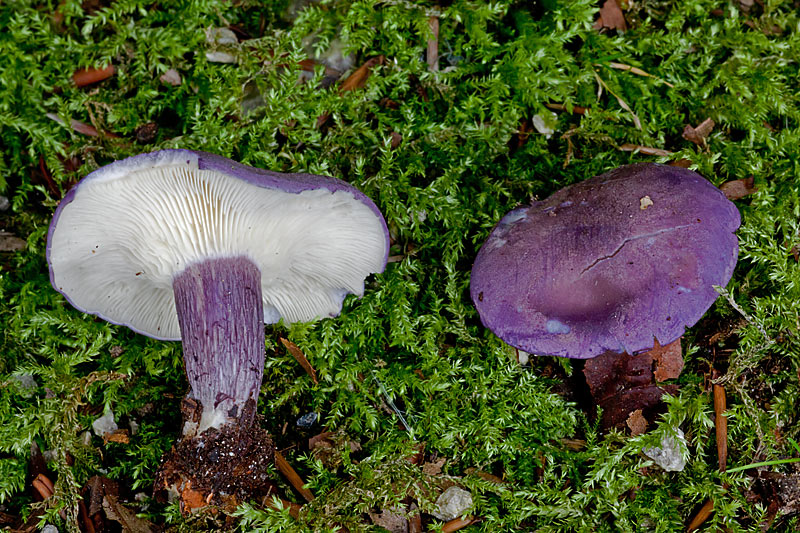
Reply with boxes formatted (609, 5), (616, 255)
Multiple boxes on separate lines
(49, 163), (387, 340)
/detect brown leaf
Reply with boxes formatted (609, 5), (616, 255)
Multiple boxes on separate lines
(103, 429), (130, 444)
(280, 338), (318, 384)
(159, 68), (182, 86)
(103, 494), (155, 532)
(422, 457), (446, 476)
(369, 506), (409, 533)
(626, 409), (648, 435)
(390, 131), (403, 149)
(73, 65), (115, 87)
(339, 56), (384, 93)
(651, 338), (683, 382)
(0, 232), (26, 252)
(584, 349), (678, 430)
(720, 176), (757, 200)
(594, 0), (627, 31)
(682, 118), (715, 145)
(668, 158), (692, 168)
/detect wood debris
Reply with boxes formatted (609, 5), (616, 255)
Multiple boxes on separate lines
(619, 143), (673, 157)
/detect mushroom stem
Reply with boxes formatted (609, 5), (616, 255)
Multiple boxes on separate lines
(172, 256), (264, 435)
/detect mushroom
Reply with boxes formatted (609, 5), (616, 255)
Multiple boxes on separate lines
(470, 163), (740, 359)
(47, 149), (389, 435)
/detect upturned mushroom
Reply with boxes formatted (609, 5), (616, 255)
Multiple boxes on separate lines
(470, 163), (740, 359)
(47, 149), (389, 501)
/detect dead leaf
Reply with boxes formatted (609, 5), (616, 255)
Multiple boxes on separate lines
(626, 409), (648, 435)
(339, 56), (384, 93)
(668, 158), (692, 168)
(682, 118), (715, 145)
(160, 69), (182, 86)
(583, 348), (678, 430)
(594, 0), (627, 31)
(422, 457), (446, 476)
(0, 232), (26, 252)
(280, 338), (318, 384)
(651, 338), (683, 382)
(720, 177), (757, 200)
(619, 143), (673, 157)
(390, 131), (402, 149)
(369, 506), (409, 533)
(103, 429), (130, 444)
(45, 113), (119, 138)
(73, 65), (115, 87)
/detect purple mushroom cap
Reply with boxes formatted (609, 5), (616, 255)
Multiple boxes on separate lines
(470, 163), (740, 359)
(47, 149), (390, 341)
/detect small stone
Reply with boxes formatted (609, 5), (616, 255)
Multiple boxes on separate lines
(206, 27), (238, 64)
(159, 69), (182, 86)
(643, 429), (687, 472)
(296, 412), (318, 428)
(0, 196), (10, 211)
(433, 486), (472, 521)
(92, 409), (119, 438)
(13, 374), (37, 398)
(532, 111), (558, 138)
(40, 525), (59, 533)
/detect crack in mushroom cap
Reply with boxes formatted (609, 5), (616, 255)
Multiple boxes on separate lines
(470, 163), (741, 359)
(47, 150), (390, 340)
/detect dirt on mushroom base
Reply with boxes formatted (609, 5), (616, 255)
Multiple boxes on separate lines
(153, 398), (276, 513)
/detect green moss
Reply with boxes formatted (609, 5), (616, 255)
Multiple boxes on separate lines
(2, 0), (800, 530)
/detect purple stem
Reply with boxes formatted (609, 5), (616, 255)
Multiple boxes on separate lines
(173, 256), (264, 434)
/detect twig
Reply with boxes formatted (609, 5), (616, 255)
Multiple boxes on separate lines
(427, 16), (439, 71)
(546, 102), (589, 115)
(605, 62), (675, 88)
(713, 370), (728, 472)
(274, 450), (315, 502)
(619, 143), (673, 157)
